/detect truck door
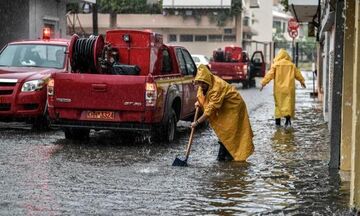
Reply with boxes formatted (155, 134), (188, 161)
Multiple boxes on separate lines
(250, 51), (266, 77)
(175, 48), (197, 117)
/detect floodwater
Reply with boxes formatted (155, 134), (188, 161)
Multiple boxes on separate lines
(0, 77), (351, 215)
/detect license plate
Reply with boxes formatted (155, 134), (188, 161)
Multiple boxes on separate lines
(86, 111), (115, 120)
(222, 76), (233, 80)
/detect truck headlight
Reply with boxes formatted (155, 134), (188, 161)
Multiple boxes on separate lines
(21, 80), (45, 92)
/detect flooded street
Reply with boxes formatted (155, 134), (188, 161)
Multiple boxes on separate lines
(0, 77), (351, 215)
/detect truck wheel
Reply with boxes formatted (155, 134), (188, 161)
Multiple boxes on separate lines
(250, 79), (256, 88)
(32, 114), (50, 131)
(163, 109), (177, 142)
(242, 80), (249, 89)
(64, 128), (90, 140)
(32, 116), (50, 131)
(32, 101), (50, 131)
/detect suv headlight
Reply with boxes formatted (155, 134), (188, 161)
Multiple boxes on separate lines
(21, 80), (45, 92)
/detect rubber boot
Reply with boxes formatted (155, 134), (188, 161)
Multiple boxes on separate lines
(275, 118), (281, 127)
(217, 141), (233, 161)
(285, 116), (291, 128)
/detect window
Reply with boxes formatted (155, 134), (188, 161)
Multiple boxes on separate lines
(185, 10), (192, 16)
(273, 21), (281, 33)
(176, 48), (187, 75)
(251, 52), (263, 64)
(168, 34), (177, 42)
(180, 35), (193, 42)
(175, 48), (196, 75)
(194, 35), (207, 42)
(208, 34), (222, 42)
(181, 49), (196, 76)
(223, 35), (236, 42)
(224, 28), (233, 34)
(282, 22), (286, 33)
(162, 48), (172, 73)
(243, 17), (250, 26)
(0, 44), (66, 69)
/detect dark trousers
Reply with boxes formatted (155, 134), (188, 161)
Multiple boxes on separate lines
(217, 141), (233, 161)
(275, 116), (291, 126)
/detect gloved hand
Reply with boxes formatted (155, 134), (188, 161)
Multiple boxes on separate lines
(195, 101), (200, 108)
(191, 120), (199, 129)
(260, 84), (265, 91)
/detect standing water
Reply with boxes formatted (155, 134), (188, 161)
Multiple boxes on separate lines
(0, 77), (351, 215)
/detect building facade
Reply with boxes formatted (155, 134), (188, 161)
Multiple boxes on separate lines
(289, 0), (360, 212)
(242, 0), (273, 65)
(68, 0), (266, 59)
(0, 0), (68, 48)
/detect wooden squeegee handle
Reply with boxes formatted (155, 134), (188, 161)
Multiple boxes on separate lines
(185, 107), (200, 159)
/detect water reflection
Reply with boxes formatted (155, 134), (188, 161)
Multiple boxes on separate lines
(195, 162), (252, 215)
(271, 128), (296, 153)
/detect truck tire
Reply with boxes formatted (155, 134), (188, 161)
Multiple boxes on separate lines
(64, 128), (90, 140)
(32, 102), (50, 131)
(249, 79), (256, 88)
(242, 80), (249, 89)
(163, 109), (177, 142)
(32, 115), (50, 131)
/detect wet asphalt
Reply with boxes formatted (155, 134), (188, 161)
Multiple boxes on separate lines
(0, 75), (351, 215)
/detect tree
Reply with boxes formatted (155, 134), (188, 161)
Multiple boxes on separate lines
(97, 0), (162, 27)
(280, 0), (289, 11)
(206, 0), (243, 26)
(97, 0), (162, 14)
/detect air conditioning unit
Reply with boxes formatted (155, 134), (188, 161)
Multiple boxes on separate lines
(250, 0), (260, 8)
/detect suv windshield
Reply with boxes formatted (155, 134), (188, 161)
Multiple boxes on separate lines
(0, 44), (66, 69)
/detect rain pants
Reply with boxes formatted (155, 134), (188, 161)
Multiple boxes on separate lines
(260, 49), (305, 119)
(195, 65), (254, 161)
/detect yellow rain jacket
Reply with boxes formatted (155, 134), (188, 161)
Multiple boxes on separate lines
(261, 49), (305, 119)
(195, 65), (254, 161)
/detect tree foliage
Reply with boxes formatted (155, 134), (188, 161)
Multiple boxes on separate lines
(207, 0), (243, 26)
(97, 0), (162, 14)
(97, 0), (242, 26)
(280, 0), (289, 11)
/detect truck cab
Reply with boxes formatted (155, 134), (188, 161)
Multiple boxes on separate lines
(0, 30), (69, 128)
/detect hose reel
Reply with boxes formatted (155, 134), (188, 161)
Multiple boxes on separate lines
(69, 34), (104, 73)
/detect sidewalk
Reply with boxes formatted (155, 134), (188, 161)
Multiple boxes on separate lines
(186, 76), (351, 215)
(243, 76), (350, 214)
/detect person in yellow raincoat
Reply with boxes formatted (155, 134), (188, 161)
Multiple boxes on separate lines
(190, 64), (254, 161)
(260, 49), (306, 127)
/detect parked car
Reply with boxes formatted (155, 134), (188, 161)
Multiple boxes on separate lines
(0, 28), (69, 129)
(191, 54), (210, 67)
(48, 29), (198, 142)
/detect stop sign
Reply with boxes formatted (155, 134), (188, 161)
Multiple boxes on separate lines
(288, 18), (299, 31)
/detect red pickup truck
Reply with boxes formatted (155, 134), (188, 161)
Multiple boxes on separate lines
(209, 46), (265, 88)
(47, 30), (198, 142)
(0, 31), (69, 129)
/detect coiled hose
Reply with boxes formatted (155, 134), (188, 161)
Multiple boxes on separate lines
(71, 36), (97, 73)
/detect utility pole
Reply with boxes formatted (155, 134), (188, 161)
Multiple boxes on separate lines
(92, 3), (98, 35)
